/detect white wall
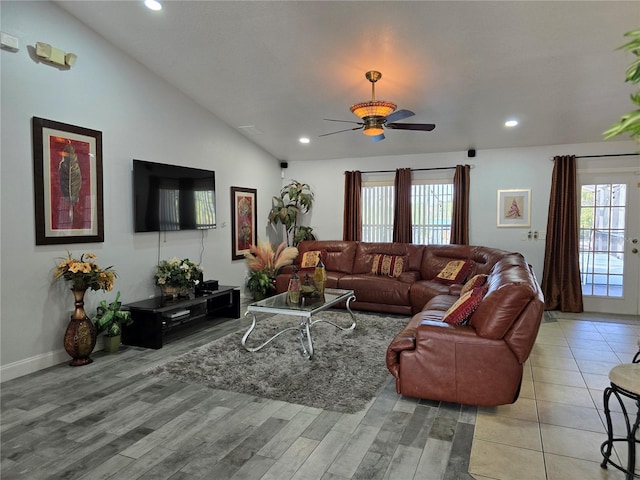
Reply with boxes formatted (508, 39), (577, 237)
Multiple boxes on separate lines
(284, 140), (638, 280)
(0, 1), (282, 379)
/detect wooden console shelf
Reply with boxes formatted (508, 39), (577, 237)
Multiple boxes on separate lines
(122, 285), (240, 349)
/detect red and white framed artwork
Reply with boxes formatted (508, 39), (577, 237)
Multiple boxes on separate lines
(230, 186), (257, 260)
(32, 117), (104, 245)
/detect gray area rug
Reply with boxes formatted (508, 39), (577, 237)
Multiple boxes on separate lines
(149, 310), (408, 413)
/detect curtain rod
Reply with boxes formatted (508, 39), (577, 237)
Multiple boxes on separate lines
(357, 166), (461, 174)
(575, 153), (639, 159)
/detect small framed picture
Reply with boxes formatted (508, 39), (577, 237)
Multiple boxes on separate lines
(497, 189), (531, 227)
(230, 186), (257, 260)
(32, 117), (104, 245)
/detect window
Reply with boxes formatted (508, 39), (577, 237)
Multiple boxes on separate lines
(362, 178), (453, 244)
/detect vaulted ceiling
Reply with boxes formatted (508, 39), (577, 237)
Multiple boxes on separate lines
(56, 1), (639, 161)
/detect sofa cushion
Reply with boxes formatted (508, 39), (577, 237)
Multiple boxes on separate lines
(296, 241), (357, 274)
(352, 242), (423, 274)
(300, 250), (322, 268)
(338, 274), (412, 306)
(460, 274), (488, 297)
(443, 287), (487, 325)
(434, 259), (473, 285)
(371, 254), (405, 278)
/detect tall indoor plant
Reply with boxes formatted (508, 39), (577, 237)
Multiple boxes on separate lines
(268, 180), (315, 246)
(604, 28), (640, 144)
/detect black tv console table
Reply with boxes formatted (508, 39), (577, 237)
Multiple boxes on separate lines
(122, 285), (240, 349)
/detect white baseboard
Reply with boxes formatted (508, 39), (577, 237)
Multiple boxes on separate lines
(1, 349), (71, 382)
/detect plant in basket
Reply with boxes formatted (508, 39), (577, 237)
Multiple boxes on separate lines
(154, 257), (203, 298)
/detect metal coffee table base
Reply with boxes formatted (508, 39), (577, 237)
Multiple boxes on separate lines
(242, 295), (356, 359)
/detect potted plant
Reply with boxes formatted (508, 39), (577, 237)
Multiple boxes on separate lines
(244, 239), (298, 299)
(246, 270), (276, 301)
(604, 29), (640, 143)
(268, 180), (315, 246)
(154, 257), (203, 299)
(91, 291), (133, 353)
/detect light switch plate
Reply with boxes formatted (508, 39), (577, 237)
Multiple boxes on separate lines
(0, 32), (19, 50)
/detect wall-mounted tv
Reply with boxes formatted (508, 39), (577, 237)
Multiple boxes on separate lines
(133, 159), (216, 232)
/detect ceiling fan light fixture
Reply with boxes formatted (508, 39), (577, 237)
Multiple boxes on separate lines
(350, 100), (397, 120)
(363, 124), (384, 136)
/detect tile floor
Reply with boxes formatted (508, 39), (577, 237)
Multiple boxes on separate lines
(468, 312), (639, 480)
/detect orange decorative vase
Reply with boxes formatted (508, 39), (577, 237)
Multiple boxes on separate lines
(63, 288), (97, 366)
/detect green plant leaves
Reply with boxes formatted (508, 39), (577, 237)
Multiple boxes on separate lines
(604, 28), (640, 144)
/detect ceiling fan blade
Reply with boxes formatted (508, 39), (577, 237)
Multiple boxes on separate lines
(385, 109), (415, 123)
(323, 118), (363, 125)
(386, 123), (436, 131)
(371, 133), (385, 142)
(319, 126), (363, 137)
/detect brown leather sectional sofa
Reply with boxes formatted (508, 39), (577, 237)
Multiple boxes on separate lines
(275, 240), (544, 406)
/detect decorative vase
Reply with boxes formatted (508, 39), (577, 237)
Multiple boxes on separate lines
(103, 334), (121, 353)
(63, 288), (97, 366)
(162, 285), (191, 300)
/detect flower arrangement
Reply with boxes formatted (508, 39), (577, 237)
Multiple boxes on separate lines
(154, 257), (203, 289)
(53, 251), (116, 291)
(244, 239), (298, 278)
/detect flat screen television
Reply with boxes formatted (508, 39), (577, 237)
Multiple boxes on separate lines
(133, 159), (216, 232)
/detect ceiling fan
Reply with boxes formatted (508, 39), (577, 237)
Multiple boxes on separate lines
(321, 70), (435, 142)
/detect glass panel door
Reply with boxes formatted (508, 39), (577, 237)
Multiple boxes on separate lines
(579, 173), (639, 314)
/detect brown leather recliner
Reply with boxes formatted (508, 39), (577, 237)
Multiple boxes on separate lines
(386, 256), (544, 406)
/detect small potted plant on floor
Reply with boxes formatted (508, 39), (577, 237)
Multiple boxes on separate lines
(91, 291), (133, 353)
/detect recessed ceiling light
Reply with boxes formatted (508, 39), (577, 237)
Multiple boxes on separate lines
(505, 119), (519, 127)
(144, 0), (162, 11)
(299, 137), (310, 144)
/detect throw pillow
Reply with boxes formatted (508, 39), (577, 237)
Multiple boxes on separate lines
(443, 287), (487, 325)
(300, 250), (322, 269)
(434, 259), (473, 285)
(460, 274), (488, 297)
(371, 254), (405, 278)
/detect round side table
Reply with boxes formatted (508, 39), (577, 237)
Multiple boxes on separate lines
(600, 363), (640, 479)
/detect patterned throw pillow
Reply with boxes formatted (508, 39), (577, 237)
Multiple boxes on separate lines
(459, 274), (488, 297)
(300, 250), (323, 269)
(434, 259), (473, 285)
(443, 287), (487, 325)
(371, 254), (405, 278)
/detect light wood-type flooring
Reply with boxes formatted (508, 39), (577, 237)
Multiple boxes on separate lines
(1, 302), (638, 480)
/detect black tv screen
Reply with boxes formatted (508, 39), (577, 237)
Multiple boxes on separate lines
(133, 159), (216, 232)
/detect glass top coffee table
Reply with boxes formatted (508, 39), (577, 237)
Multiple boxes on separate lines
(242, 288), (356, 359)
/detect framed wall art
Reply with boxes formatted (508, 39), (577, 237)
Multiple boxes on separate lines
(32, 117), (104, 245)
(497, 189), (531, 227)
(230, 186), (257, 260)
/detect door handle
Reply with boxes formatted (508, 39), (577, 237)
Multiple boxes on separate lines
(633, 248), (639, 254)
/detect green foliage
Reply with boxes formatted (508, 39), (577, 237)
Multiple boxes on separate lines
(267, 180), (315, 246)
(604, 29), (640, 144)
(293, 226), (317, 245)
(91, 291), (133, 337)
(246, 270), (275, 298)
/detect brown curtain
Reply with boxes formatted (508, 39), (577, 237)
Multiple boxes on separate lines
(393, 168), (412, 243)
(451, 164), (470, 245)
(343, 170), (362, 241)
(541, 155), (583, 312)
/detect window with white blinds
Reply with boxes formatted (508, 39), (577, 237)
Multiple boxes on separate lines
(362, 179), (453, 244)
